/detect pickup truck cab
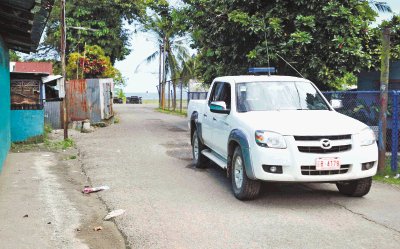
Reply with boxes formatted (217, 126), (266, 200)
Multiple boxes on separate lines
(188, 75), (378, 200)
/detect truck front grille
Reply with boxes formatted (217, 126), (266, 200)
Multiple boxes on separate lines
(294, 135), (351, 141)
(298, 145), (352, 153)
(301, 165), (350, 175)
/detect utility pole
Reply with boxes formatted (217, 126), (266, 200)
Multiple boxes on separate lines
(378, 26), (391, 173)
(161, 37), (166, 109)
(61, 0), (68, 140)
(158, 44), (162, 108)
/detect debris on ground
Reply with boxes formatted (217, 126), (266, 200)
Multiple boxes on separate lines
(93, 226), (103, 231)
(23, 214), (28, 218)
(47, 222), (51, 225)
(394, 174), (400, 179)
(104, 209), (125, 220)
(82, 185), (110, 194)
(385, 175), (390, 179)
(76, 228), (81, 232)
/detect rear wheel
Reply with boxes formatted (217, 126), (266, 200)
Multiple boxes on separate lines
(192, 130), (207, 168)
(336, 177), (372, 197)
(231, 147), (261, 200)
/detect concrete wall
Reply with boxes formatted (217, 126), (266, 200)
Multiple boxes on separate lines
(11, 110), (44, 143)
(0, 35), (10, 170)
(358, 61), (400, 90)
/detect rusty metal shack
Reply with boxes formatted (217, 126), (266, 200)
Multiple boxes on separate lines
(67, 78), (114, 123)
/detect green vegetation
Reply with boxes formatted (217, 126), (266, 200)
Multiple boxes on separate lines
(67, 45), (125, 86)
(182, 0), (399, 90)
(39, 0), (145, 63)
(44, 138), (75, 151)
(156, 108), (187, 117)
(373, 158), (400, 185)
(10, 124), (74, 152)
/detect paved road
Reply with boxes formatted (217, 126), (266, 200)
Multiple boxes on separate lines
(76, 104), (400, 249)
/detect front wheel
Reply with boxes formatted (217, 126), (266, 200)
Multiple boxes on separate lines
(231, 147), (261, 200)
(336, 177), (372, 197)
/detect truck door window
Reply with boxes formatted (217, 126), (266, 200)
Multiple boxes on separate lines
(218, 83), (231, 110)
(208, 82), (223, 106)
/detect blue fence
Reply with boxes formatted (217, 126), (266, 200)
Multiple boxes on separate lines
(324, 91), (399, 173)
(187, 90), (400, 173)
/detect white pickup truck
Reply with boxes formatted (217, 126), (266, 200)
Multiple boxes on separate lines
(188, 75), (378, 200)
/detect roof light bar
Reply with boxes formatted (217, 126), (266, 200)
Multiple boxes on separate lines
(248, 67), (276, 74)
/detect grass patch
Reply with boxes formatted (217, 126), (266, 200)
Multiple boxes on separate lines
(143, 99), (188, 107)
(155, 108), (187, 117)
(114, 116), (120, 124)
(44, 138), (75, 151)
(373, 158), (400, 185)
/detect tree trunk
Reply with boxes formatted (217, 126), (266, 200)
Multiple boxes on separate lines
(378, 27), (391, 173)
(172, 82), (177, 111)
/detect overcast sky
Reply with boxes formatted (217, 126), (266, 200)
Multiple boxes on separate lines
(115, 1), (400, 93)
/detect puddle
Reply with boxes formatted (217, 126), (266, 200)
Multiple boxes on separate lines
(166, 149), (192, 161)
(167, 127), (187, 132)
(161, 141), (189, 148)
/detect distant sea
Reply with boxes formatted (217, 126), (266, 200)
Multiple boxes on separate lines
(126, 90), (188, 100)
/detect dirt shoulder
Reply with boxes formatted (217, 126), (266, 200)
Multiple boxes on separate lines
(0, 136), (125, 249)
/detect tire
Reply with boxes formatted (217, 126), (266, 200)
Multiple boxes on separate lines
(231, 147), (261, 200)
(192, 130), (207, 168)
(336, 177), (372, 197)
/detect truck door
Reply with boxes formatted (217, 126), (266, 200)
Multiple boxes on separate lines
(212, 82), (232, 157)
(202, 82), (224, 148)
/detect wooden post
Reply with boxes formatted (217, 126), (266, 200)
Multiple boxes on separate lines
(378, 27), (391, 173)
(180, 80), (183, 113)
(61, 0), (68, 140)
(158, 44), (162, 108)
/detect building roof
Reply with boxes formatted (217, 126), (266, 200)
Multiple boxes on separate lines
(13, 62), (53, 74)
(0, 0), (54, 53)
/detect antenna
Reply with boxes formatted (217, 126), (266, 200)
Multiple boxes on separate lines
(275, 53), (305, 79)
(263, 19), (271, 76)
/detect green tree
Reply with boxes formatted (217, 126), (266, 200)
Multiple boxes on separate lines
(137, 2), (191, 110)
(9, 50), (21, 62)
(183, 0), (380, 90)
(364, 15), (400, 70)
(39, 0), (145, 63)
(66, 45), (124, 86)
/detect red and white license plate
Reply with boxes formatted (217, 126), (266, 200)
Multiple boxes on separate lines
(315, 158), (341, 171)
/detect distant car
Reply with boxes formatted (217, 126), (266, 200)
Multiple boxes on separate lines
(127, 96), (142, 104)
(113, 97), (123, 104)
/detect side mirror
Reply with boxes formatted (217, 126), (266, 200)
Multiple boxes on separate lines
(330, 99), (343, 109)
(210, 101), (230, 114)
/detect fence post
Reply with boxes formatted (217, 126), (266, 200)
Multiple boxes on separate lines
(391, 92), (399, 173)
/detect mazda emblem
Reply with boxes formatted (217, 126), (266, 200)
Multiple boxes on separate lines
(320, 139), (332, 149)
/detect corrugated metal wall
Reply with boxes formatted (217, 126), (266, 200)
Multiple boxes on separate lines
(67, 78), (114, 123)
(100, 79), (113, 120)
(87, 79), (102, 123)
(44, 101), (62, 129)
(67, 79), (89, 121)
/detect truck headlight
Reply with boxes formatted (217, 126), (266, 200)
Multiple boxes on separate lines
(359, 128), (376, 146)
(255, 131), (287, 149)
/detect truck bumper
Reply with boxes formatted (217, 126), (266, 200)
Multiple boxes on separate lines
(250, 136), (378, 182)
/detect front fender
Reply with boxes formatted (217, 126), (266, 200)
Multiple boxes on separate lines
(190, 112), (204, 144)
(228, 129), (256, 179)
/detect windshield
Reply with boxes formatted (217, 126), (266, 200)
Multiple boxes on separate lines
(236, 81), (330, 112)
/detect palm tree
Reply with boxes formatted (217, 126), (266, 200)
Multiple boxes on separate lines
(136, 13), (190, 111)
(368, 1), (392, 13)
